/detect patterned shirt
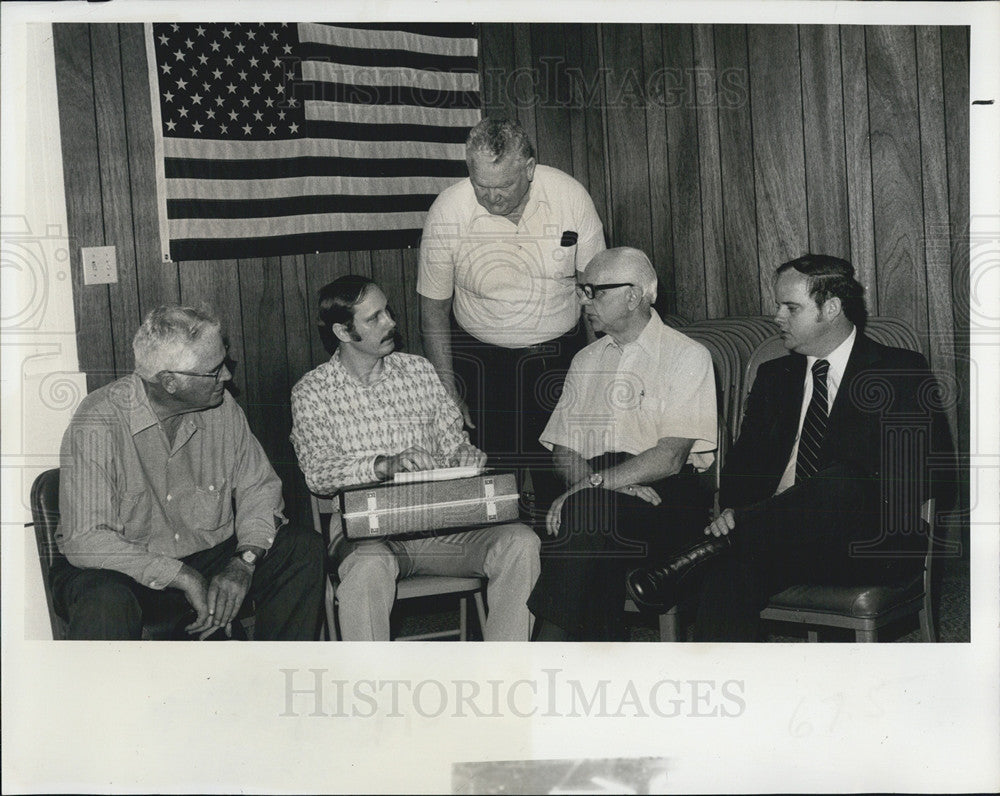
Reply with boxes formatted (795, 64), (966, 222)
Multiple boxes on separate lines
(57, 373), (284, 590)
(290, 350), (478, 494)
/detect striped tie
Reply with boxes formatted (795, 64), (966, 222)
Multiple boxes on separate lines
(795, 359), (830, 482)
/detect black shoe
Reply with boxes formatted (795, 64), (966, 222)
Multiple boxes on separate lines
(626, 535), (733, 612)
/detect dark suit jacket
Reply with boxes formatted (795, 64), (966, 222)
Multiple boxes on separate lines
(720, 333), (952, 532)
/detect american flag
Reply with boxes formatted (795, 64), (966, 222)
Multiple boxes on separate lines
(146, 22), (480, 261)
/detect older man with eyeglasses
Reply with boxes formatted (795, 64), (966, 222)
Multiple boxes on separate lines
(51, 304), (324, 640)
(527, 247), (718, 641)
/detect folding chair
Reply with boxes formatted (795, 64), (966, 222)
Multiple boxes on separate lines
(310, 493), (488, 640)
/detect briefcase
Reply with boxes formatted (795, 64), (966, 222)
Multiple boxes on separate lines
(340, 472), (520, 539)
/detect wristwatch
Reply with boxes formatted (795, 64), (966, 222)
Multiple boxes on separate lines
(236, 548), (262, 568)
(588, 472), (604, 488)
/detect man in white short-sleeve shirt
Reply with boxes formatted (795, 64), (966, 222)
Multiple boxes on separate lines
(418, 117), (606, 517)
(526, 247), (717, 641)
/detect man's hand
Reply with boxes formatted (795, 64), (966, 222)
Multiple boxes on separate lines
(614, 484), (661, 505)
(202, 558), (253, 635)
(376, 446), (438, 479)
(169, 564), (214, 637)
(451, 444), (487, 469)
(451, 394), (476, 430)
(705, 508), (736, 537)
(545, 482), (587, 537)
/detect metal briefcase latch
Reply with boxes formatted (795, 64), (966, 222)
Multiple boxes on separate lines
(484, 476), (497, 521)
(365, 491), (380, 534)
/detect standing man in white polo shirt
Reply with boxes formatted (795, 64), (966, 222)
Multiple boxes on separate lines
(418, 117), (606, 521)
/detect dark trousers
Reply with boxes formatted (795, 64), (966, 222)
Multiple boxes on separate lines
(451, 322), (587, 515)
(527, 456), (711, 641)
(51, 524), (325, 640)
(692, 463), (920, 641)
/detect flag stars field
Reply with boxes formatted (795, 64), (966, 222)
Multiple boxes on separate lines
(148, 21), (481, 260)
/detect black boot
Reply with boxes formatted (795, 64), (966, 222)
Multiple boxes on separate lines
(626, 535), (733, 612)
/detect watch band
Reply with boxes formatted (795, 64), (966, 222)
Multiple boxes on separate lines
(236, 548), (261, 567)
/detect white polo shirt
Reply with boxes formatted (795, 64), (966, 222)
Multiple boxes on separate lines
(417, 165), (606, 347)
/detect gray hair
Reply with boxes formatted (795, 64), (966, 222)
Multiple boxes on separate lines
(133, 304), (222, 380)
(588, 247), (658, 304)
(465, 117), (535, 164)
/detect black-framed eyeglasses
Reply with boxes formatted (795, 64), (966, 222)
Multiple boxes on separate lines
(575, 282), (635, 300)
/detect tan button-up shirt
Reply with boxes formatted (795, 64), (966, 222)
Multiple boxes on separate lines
(57, 374), (284, 589)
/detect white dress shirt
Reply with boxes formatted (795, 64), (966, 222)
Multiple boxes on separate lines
(540, 313), (717, 472)
(775, 326), (857, 494)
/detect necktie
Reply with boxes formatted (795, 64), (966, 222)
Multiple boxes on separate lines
(795, 359), (830, 482)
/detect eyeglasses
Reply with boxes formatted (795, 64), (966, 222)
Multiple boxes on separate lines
(575, 282), (635, 300)
(160, 352), (232, 381)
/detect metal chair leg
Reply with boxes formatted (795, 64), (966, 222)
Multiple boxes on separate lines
(473, 591), (488, 637)
(324, 578), (339, 641)
(919, 597), (937, 642)
(657, 607), (680, 642)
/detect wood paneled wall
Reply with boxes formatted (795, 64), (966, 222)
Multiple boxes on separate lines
(53, 23), (969, 521)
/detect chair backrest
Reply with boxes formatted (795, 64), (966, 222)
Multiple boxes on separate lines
(30, 468), (68, 639)
(718, 316), (780, 351)
(309, 492), (340, 547)
(864, 317), (923, 356)
(685, 320), (757, 441)
(689, 319), (758, 360)
(738, 334), (789, 430)
(678, 328), (737, 497)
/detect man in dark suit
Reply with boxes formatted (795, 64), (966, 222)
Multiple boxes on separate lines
(626, 254), (951, 641)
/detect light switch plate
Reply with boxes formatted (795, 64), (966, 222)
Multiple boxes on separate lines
(81, 246), (117, 285)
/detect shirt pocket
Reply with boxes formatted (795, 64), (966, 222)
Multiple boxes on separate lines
(632, 394), (667, 438)
(552, 230), (579, 278)
(181, 478), (232, 532)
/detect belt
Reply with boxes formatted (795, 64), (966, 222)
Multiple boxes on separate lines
(454, 322), (583, 352)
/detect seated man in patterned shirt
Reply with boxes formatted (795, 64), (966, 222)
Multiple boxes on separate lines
(290, 275), (540, 641)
